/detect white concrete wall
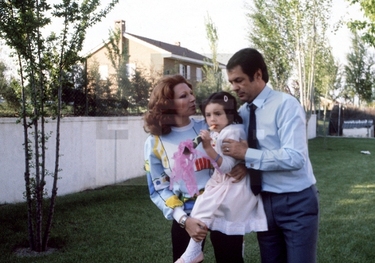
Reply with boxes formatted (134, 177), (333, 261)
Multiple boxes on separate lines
(307, 114), (317, 139)
(0, 116), (149, 204)
(343, 126), (374, 138)
(0, 115), (317, 204)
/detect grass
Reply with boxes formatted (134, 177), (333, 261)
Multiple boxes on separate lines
(1, 137), (375, 262)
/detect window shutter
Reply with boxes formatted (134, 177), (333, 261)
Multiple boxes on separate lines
(187, 65), (191, 80)
(196, 68), (202, 82)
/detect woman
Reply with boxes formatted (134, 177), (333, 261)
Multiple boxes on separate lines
(143, 75), (246, 262)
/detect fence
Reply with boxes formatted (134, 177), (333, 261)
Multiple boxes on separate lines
(0, 115), (316, 204)
(0, 116), (149, 204)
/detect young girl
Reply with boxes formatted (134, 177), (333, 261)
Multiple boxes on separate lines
(175, 92), (267, 263)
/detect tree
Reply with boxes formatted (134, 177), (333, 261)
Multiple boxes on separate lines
(127, 69), (152, 113)
(69, 64), (88, 116)
(103, 24), (131, 102)
(86, 59), (121, 115)
(345, 31), (375, 106)
(287, 0), (332, 117)
(195, 14), (224, 107)
(247, 0), (294, 92)
(0, 0), (118, 252)
(0, 60), (21, 111)
(102, 26), (153, 114)
(347, 0), (375, 47)
(0, 60), (6, 91)
(247, 0), (334, 125)
(314, 49), (340, 136)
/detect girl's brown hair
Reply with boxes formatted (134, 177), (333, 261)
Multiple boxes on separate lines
(143, 75), (193, 136)
(200, 91), (243, 125)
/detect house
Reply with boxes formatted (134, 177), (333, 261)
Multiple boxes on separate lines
(86, 20), (223, 89)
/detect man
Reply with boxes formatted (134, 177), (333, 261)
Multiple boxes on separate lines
(222, 48), (319, 263)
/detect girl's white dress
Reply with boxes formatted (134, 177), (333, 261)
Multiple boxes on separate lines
(191, 124), (267, 234)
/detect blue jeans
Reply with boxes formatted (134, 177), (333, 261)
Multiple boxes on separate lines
(257, 185), (319, 263)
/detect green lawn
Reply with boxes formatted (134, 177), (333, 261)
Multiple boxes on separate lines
(1, 136), (375, 263)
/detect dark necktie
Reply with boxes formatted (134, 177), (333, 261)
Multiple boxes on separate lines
(248, 104), (262, 195)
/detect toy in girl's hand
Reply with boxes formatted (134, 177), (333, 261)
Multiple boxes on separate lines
(183, 125), (217, 154)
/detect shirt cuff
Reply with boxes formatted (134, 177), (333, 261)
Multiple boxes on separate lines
(172, 206), (186, 222)
(245, 148), (262, 169)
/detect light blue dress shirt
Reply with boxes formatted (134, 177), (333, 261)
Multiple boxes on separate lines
(238, 85), (316, 193)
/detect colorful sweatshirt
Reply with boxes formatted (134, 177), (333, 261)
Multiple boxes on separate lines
(144, 118), (213, 220)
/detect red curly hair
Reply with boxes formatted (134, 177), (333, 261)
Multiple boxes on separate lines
(143, 75), (193, 136)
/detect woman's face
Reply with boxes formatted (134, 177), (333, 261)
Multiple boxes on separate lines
(173, 83), (196, 118)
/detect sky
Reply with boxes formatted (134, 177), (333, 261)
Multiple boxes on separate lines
(81, 0), (363, 64)
(0, 0), (364, 71)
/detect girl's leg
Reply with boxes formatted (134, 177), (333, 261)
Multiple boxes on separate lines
(176, 238), (203, 263)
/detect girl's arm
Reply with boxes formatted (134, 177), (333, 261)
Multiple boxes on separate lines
(200, 130), (222, 166)
(218, 125), (246, 174)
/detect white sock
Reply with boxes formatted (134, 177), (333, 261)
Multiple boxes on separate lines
(181, 238), (202, 263)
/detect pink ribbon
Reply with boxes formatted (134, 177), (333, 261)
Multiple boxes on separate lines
(169, 139), (222, 197)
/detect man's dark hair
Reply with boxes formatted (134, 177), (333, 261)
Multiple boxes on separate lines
(226, 48), (269, 83)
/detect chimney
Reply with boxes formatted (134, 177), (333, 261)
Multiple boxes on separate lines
(115, 20), (126, 35)
(114, 20), (126, 54)
(175, 41), (181, 47)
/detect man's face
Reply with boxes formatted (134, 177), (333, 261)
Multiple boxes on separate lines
(227, 65), (264, 103)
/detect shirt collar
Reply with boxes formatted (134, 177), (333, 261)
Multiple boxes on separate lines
(247, 85), (272, 109)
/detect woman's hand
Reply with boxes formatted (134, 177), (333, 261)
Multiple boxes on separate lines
(185, 217), (208, 242)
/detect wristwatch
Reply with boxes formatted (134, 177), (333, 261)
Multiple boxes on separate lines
(179, 215), (188, 228)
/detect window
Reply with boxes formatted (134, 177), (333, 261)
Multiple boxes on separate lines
(126, 63), (135, 78)
(99, 65), (108, 80)
(179, 64), (191, 80)
(179, 64), (185, 77)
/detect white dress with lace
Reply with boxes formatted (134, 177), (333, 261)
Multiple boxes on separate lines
(190, 124), (267, 234)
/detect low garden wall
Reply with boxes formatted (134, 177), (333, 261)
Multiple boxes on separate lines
(0, 114), (316, 204)
(0, 116), (149, 204)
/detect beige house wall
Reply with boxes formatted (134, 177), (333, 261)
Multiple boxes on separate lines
(86, 34), (206, 90)
(87, 46), (117, 78)
(128, 38), (164, 75)
(163, 58), (178, 74)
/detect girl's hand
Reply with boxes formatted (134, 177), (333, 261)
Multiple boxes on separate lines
(200, 130), (211, 148)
